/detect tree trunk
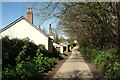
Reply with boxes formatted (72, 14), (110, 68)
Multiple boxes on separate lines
(116, 2), (120, 56)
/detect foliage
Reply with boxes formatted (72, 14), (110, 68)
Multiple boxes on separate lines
(2, 36), (61, 68)
(31, 2), (120, 56)
(2, 36), (58, 79)
(80, 47), (120, 79)
(59, 3), (118, 49)
(31, 2), (119, 49)
(3, 51), (57, 79)
(30, 2), (120, 79)
(33, 49), (57, 73)
(2, 36), (38, 68)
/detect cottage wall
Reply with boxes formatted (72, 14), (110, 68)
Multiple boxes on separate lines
(1, 19), (49, 50)
(48, 38), (53, 53)
(53, 43), (64, 53)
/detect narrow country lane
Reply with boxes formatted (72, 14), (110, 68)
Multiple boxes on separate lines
(53, 46), (93, 79)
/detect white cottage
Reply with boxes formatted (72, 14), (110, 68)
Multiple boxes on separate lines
(0, 8), (53, 53)
(53, 43), (64, 54)
(60, 42), (71, 52)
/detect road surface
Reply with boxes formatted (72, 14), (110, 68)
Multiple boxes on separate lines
(53, 46), (93, 79)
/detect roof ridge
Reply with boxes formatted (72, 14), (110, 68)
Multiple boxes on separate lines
(0, 16), (49, 38)
(0, 16), (25, 32)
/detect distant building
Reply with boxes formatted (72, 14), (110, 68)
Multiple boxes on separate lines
(53, 42), (64, 54)
(0, 8), (53, 53)
(60, 42), (71, 52)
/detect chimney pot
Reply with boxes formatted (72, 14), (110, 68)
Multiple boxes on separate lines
(27, 8), (33, 24)
(49, 24), (52, 34)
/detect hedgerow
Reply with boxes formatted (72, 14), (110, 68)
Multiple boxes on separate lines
(80, 47), (120, 80)
(2, 36), (58, 79)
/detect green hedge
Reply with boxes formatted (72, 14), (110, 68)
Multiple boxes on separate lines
(2, 36), (58, 79)
(80, 47), (120, 80)
(3, 49), (57, 79)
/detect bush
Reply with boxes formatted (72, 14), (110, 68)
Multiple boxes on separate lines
(3, 67), (17, 79)
(80, 47), (120, 80)
(2, 36), (38, 68)
(3, 48), (57, 79)
(2, 36), (25, 67)
(2, 36), (59, 68)
(2, 36), (58, 79)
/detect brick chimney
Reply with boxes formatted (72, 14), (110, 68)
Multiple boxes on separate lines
(27, 8), (33, 24)
(48, 24), (54, 39)
(49, 24), (52, 34)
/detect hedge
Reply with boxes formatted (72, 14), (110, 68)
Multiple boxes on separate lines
(2, 36), (59, 79)
(80, 47), (120, 80)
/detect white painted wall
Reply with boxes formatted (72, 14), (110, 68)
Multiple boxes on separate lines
(1, 19), (49, 50)
(49, 35), (54, 40)
(53, 43), (63, 54)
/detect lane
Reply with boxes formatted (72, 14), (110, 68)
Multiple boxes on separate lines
(53, 46), (93, 79)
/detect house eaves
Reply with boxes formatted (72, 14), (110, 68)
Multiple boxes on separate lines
(0, 16), (49, 38)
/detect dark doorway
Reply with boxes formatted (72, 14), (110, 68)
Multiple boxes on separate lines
(73, 43), (76, 47)
(68, 45), (71, 52)
(63, 46), (66, 52)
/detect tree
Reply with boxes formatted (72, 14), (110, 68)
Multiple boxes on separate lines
(31, 2), (118, 48)
(116, 2), (120, 56)
(58, 2), (117, 48)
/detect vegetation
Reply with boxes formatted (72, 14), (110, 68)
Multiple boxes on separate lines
(32, 2), (119, 48)
(31, 2), (120, 79)
(2, 36), (60, 79)
(80, 47), (120, 79)
(2, 2), (118, 79)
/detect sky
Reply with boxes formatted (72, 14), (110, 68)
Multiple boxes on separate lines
(2, 2), (26, 28)
(1, 2), (57, 33)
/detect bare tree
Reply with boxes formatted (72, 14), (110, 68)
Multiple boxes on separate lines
(30, 2), (118, 48)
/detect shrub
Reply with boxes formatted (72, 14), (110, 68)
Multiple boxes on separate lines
(2, 36), (25, 67)
(3, 67), (17, 79)
(2, 36), (58, 79)
(2, 36), (59, 68)
(3, 48), (57, 79)
(80, 47), (120, 79)
(2, 36), (38, 68)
